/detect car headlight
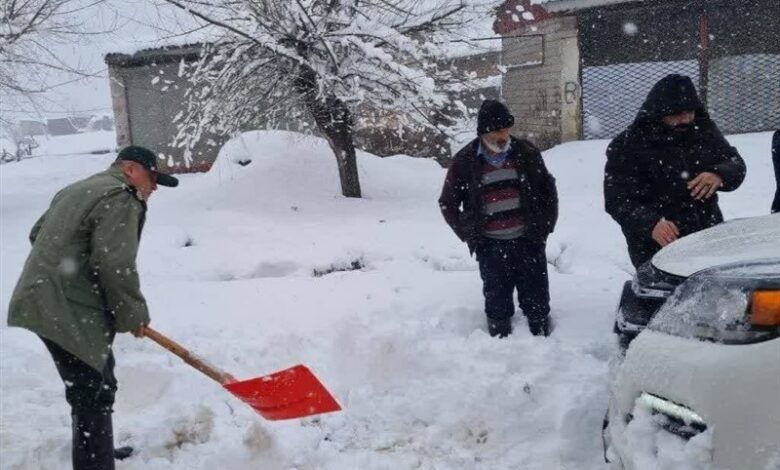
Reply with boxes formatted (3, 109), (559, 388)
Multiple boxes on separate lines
(648, 260), (780, 344)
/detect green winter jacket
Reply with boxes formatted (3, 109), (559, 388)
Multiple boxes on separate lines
(8, 166), (151, 371)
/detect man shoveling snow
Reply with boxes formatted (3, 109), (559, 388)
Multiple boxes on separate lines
(7, 146), (178, 469)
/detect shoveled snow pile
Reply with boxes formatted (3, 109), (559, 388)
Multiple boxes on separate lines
(0, 130), (775, 469)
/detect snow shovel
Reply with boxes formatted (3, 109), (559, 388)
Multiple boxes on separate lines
(143, 327), (341, 420)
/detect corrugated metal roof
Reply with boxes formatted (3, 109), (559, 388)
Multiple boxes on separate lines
(104, 44), (204, 68)
(536, 0), (641, 12)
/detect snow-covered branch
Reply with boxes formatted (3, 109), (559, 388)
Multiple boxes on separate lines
(0, 0), (112, 124)
(167, 0), (498, 197)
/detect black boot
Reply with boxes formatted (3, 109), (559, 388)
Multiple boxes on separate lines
(114, 446), (134, 461)
(488, 318), (512, 338)
(528, 316), (551, 337)
(72, 412), (115, 470)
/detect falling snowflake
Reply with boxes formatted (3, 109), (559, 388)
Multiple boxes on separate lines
(59, 257), (78, 275)
(586, 115), (604, 134)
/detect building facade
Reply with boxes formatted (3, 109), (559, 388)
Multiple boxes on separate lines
(497, 0), (780, 148)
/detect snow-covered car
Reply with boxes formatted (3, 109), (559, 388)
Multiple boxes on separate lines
(613, 214), (780, 348)
(604, 215), (780, 469)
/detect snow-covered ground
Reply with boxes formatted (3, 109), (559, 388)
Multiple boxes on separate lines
(0, 130), (775, 469)
(1, 130), (116, 162)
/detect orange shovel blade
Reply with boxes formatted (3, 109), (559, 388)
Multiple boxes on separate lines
(222, 365), (341, 420)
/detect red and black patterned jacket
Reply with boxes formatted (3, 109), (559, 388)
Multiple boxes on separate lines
(439, 136), (559, 254)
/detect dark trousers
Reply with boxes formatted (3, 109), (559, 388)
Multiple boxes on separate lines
(41, 337), (117, 414)
(476, 237), (551, 323)
(41, 337), (117, 470)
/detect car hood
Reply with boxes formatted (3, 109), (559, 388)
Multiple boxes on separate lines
(652, 214), (780, 277)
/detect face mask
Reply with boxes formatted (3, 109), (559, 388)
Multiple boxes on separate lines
(483, 138), (511, 154)
(672, 123), (695, 134)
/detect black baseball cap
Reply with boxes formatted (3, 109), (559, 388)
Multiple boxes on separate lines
(116, 146), (179, 187)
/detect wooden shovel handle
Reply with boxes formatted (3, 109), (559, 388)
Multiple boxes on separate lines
(143, 326), (233, 385)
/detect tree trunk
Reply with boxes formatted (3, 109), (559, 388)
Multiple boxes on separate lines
(294, 65), (362, 198)
(324, 116), (361, 198)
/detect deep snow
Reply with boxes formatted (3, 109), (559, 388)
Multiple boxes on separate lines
(0, 130), (776, 469)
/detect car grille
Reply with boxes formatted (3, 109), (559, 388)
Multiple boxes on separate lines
(630, 392), (707, 440)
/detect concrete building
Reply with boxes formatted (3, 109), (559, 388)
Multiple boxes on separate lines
(496, 0), (780, 149)
(46, 117), (79, 136)
(105, 45), (221, 173)
(18, 120), (47, 137)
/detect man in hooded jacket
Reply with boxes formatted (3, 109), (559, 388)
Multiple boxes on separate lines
(604, 74), (746, 268)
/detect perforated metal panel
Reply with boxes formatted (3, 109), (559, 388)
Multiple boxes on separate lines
(578, 0), (780, 140)
(582, 61), (700, 139)
(708, 54), (780, 134)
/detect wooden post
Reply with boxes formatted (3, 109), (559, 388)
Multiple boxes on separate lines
(698, 6), (711, 107)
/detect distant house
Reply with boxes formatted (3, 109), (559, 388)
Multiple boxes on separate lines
(46, 118), (79, 136)
(495, 0), (780, 149)
(18, 120), (47, 137)
(68, 116), (94, 132)
(89, 115), (114, 132)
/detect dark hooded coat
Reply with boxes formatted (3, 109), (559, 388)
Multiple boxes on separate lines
(604, 75), (746, 267)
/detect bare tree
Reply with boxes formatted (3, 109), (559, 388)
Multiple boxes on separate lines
(0, 121), (23, 161)
(0, 0), (107, 125)
(161, 0), (489, 198)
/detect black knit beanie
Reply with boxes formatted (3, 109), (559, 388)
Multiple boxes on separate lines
(477, 100), (515, 135)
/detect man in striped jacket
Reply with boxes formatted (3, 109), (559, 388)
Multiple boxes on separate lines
(439, 100), (558, 337)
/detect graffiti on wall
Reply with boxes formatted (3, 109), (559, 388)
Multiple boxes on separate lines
(526, 81), (579, 120)
(564, 81), (579, 104)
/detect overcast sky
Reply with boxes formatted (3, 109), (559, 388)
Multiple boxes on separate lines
(16, 0), (204, 120)
(17, 0), (501, 121)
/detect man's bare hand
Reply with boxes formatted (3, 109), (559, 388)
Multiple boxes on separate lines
(688, 172), (723, 200)
(652, 218), (680, 247)
(131, 324), (147, 338)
